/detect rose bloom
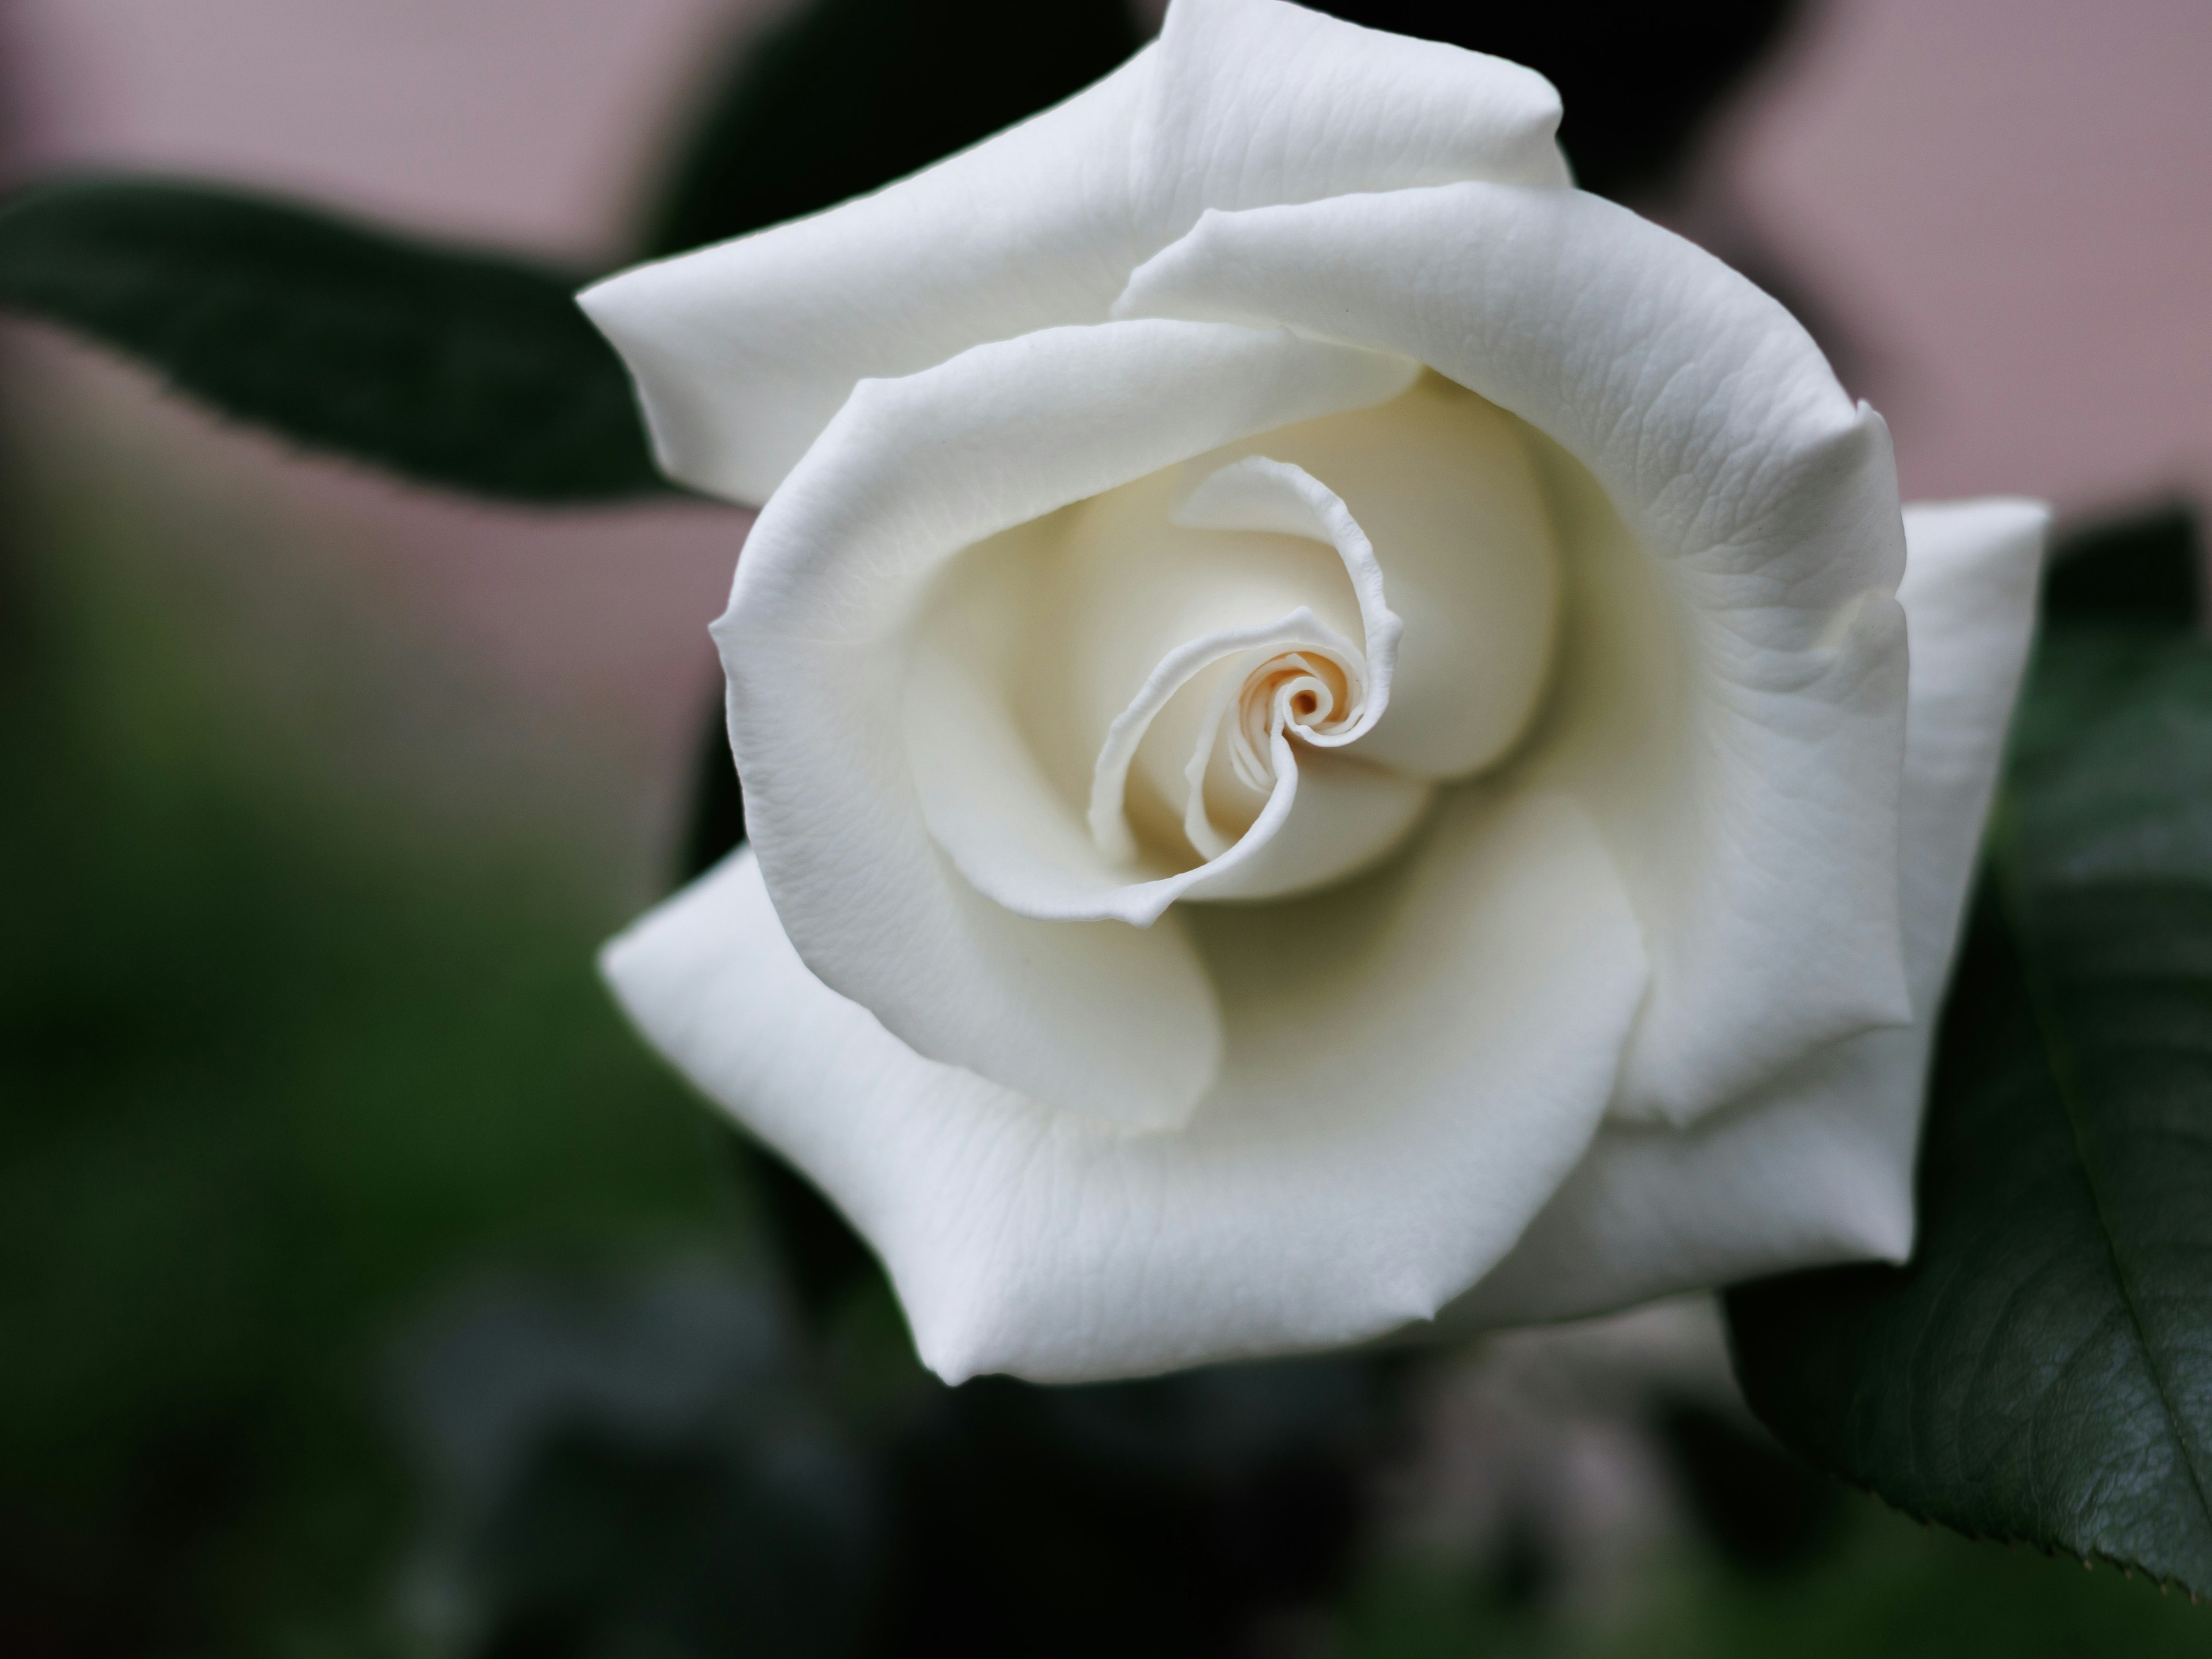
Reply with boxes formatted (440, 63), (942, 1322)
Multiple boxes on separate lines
(582, 0), (2044, 1382)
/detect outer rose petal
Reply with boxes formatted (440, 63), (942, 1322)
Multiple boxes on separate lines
(1116, 184), (1915, 1126)
(601, 789), (1646, 1383)
(722, 318), (1416, 1132)
(577, 0), (1567, 505)
(1454, 498), (2047, 1324)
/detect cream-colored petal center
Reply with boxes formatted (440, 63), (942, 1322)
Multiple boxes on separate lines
(906, 377), (1563, 934)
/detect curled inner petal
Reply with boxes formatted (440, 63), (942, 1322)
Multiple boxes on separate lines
(1241, 651), (1351, 774)
(1085, 456), (1407, 892)
(1173, 454), (1403, 726)
(908, 391), (1576, 936)
(1086, 610), (1363, 866)
(1172, 643), (1363, 859)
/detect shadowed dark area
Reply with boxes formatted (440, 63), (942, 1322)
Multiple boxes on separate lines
(1657, 1401), (1842, 1575)
(1316, 1), (1805, 200)
(2040, 500), (2203, 629)
(645, 0), (1140, 257)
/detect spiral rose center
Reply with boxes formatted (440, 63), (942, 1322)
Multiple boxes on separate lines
(903, 375), (1561, 929)
(1237, 651), (1352, 784)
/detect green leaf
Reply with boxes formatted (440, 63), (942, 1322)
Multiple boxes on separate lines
(1315, 1), (1803, 203)
(2042, 502), (2203, 630)
(0, 176), (667, 502)
(1728, 627), (2212, 1593)
(645, 0), (1138, 257)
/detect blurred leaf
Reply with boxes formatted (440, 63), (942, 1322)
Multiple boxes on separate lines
(0, 177), (667, 501)
(0, 465), (731, 1652)
(2041, 502), (2203, 630)
(1728, 626), (2212, 1595)
(724, 1130), (883, 1339)
(394, 1266), (874, 1659)
(647, 0), (1797, 258)
(1336, 1487), (2212, 1659)
(681, 707), (747, 882)
(645, 0), (1138, 257)
(1316, 0), (1802, 200)
(1655, 1401), (1842, 1577)
(867, 1356), (1397, 1656)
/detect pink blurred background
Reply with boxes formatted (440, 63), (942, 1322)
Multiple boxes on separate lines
(5, 0), (2207, 896)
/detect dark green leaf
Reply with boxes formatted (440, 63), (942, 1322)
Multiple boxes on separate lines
(1728, 628), (2212, 1593)
(0, 176), (667, 501)
(1316, 0), (1803, 201)
(683, 698), (747, 881)
(2041, 502), (2203, 629)
(645, 0), (1138, 257)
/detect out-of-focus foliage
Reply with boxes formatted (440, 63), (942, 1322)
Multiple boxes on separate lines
(644, 0), (1139, 256)
(396, 1266), (874, 1658)
(855, 1337), (1395, 1652)
(0, 179), (668, 501)
(691, 1130), (1407, 1655)
(2040, 501), (2204, 628)
(1331, 1490), (2212, 1659)
(646, 0), (1800, 261)
(1315, 0), (1802, 200)
(1729, 509), (2212, 1596)
(0, 504), (732, 1653)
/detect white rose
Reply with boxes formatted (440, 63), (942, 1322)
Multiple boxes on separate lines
(581, 0), (2046, 1383)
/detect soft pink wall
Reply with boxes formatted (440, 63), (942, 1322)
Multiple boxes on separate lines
(1718, 0), (2212, 513)
(6, 0), (779, 259)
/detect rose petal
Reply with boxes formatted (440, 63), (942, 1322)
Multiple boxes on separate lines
(1172, 745), (1433, 903)
(1088, 455), (1403, 857)
(724, 317), (1415, 1131)
(1206, 376), (1561, 780)
(1170, 456), (1403, 738)
(913, 450), (1442, 924)
(1028, 461), (1372, 832)
(578, 0), (1566, 505)
(1453, 498), (2047, 1323)
(1117, 184), (1915, 1126)
(1088, 612), (1369, 868)
(911, 601), (1429, 927)
(1134, 0), (1569, 228)
(601, 787), (1646, 1382)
